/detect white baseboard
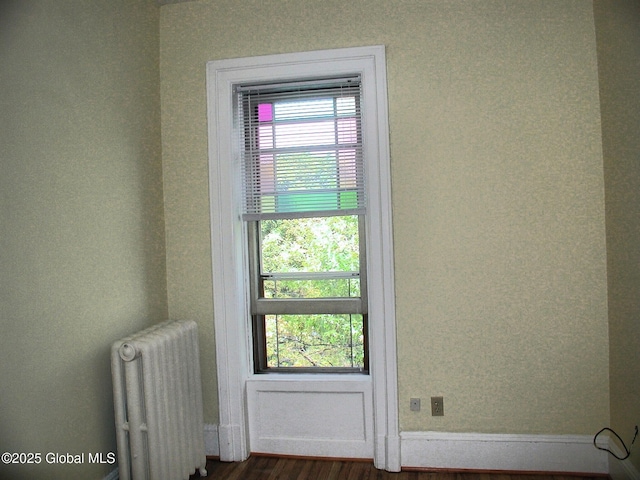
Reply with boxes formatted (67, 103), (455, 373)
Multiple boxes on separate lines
(400, 431), (608, 474)
(610, 458), (640, 480)
(609, 457), (640, 480)
(608, 443), (640, 480)
(199, 425), (618, 475)
(204, 423), (220, 456)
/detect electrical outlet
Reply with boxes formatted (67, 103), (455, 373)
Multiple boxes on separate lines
(410, 398), (421, 412)
(431, 396), (444, 416)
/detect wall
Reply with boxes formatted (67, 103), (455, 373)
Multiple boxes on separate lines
(595, 0), (640, 474)
(159, 0), (609, 437)
(0, 1), (166, 479)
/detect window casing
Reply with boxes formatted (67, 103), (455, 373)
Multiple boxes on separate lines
(237, 77), (369, 373)
(208, 46), (399, 467)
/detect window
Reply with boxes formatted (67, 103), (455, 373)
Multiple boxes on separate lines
(237, 78), (368, 372)
(208, 47), (399, 466)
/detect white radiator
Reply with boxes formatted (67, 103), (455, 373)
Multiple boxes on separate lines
(111, 320), (208, 480)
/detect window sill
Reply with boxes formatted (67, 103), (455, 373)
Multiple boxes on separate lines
(247, 372), (372, 383)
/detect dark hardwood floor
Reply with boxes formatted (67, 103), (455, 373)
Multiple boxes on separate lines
(191, 456), (608, 480)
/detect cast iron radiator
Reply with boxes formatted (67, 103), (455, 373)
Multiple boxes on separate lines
(111, 320), (207, 480)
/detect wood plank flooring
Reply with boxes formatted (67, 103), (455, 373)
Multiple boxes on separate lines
(191, 456), (608, 480)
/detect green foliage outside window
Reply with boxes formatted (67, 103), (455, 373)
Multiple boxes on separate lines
(265, 314), (364, 368)
(259, 216), (365, 368)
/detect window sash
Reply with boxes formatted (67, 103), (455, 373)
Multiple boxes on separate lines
(254, 297), (364, 316)
(253, 314), (369, 373)
(247, 218), (369, 315)
(247, 216), (369, 373)
(237, 77), (365, 220)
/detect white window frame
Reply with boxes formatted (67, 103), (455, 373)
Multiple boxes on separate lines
(206, 46), (399, 470)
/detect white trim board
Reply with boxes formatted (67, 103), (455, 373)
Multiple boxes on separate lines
(206, 46), (399, 471)
(204, 423), (220, 457)
(610, 458), (640, 480)
(608, 441), (640, 480)
(203, 425), (613, 475)
(245, 376), (374, 459)
(401, 432), (609, 474)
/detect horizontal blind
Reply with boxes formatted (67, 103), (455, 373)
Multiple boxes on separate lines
(237, 76), (365, 220)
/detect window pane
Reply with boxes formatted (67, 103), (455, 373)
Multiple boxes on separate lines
(336, 96), (356, 116)
(337, 117), (358, 144)
(265, 314), (364, 368)
(275, 120), (337, 148)
(275, 151), (338, 191)
(257, 124), (273, 148)
(258, 103), (273, 122)
(275, 98), (334, 120)
(260, 216), (359, 275)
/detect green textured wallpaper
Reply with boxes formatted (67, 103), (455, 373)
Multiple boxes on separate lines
(160, 0), (609, 436)
(5, 0), (634, 477)
(595, 0), (640, 473)
(0, 1), (166, 478)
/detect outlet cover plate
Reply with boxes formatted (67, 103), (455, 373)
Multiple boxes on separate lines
(431, 396), (444, 416)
